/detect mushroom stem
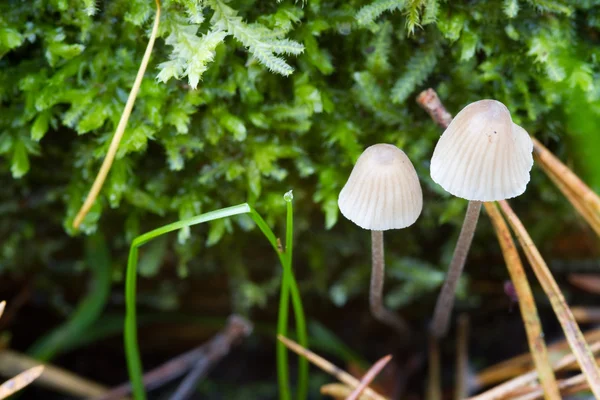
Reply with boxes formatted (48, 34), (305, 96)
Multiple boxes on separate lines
(431, 200), (482, 338)
(370, 230), (409, 337)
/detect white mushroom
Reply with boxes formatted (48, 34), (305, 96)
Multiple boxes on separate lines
(430, 100), (533, 201)
(338, 143), (423, 337)
(429, 99), (534, 338)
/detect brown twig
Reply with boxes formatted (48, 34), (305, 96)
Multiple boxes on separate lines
(572, 307), (600, 323)
(168, 316), (253, 400)
(0, 350), (108, 398)
(97, 315), (253, 400)
(484, 202), (560, 399)
(277, 335), (388, 400)
(568, 274), (600, 295)
(499, 200), (600, 399)
(455, 314), (469, 400)
(416, 89), (453, 128)
(345, 355), (392, 400)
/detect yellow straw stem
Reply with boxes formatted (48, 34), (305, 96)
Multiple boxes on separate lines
(498, 200), (600, 399)
(485, 202), (560, 400)
(73, 0), (161, 229)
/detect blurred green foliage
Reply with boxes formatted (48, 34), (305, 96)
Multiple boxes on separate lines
(1, 0), (600, 323)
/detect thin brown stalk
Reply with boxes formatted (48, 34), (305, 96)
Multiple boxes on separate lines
(73, 0), (161, 229)
(431, 200), (482, 338)
(485, 202), (560, 400)
(416, 89), (484, 339)
(455, 314), (469, 400)
(427, 334), (441, 400)
(469, 341), (600, 400)
(532, 137), (600, 216)
(346, 355), (392, 400)
(0, 350), (108, 398)
(0, 365), (43, 399)
(498, 200), (600, 399)
(277, 335), (388, 400)
(370, 231), (409, 337)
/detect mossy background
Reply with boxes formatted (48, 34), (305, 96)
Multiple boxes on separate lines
(1, 0), (600, 397)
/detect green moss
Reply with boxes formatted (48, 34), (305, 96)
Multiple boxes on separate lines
(1, 0), (599, 313)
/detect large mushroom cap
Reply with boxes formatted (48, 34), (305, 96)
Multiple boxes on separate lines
(430, 100), (534, 202)
(338, 144), (423, 231)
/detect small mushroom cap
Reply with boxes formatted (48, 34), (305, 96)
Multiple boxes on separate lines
(338, 144), (423, 231)
(430, 100), (534, 202)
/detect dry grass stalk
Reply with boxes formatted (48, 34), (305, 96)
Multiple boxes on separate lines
(426, 334), (441, 400)
(533, 149), (600, 236)
(484, 202), (560, 399)
(476, 327), (600, 386)
(321, 383), (371, 400)
(0, 365), (43, 399)
(346, 355), (392, 400)
(277, 335), (388, 400)
(513, 373), (587, 400)
(73, 0), (161, 229)
(0, 350), (108, 398)
(455, 314), (469, 400)
(532, 137), (600, 219)
(469, 341), (600, 400)
(498, 200), (600, 398)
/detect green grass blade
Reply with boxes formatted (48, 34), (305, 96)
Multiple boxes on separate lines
(133, 204), (252, 247)
(125, 203), (252, 400)
(124, 201), (307, 400)
(29, 234), (111, 361)
(284, 191), (308, 400)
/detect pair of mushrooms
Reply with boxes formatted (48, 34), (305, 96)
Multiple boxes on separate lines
(338, 100), (534, 339)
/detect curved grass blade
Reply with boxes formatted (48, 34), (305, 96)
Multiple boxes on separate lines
(125, 203), (308, 400)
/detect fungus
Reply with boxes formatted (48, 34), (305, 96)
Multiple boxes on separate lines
(338, 143), (423, 337)
(429, 99), (533, 338)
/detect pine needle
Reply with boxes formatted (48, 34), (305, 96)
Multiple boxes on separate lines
(498, 200), (600, 399)
(346, 355), (392, 400)
(73, 0), (161, 229)
(277, 335), (388, 400)
(0, 365), (44, 399)
(485, 202), (560, 400)
(532, 137), (600, 236)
